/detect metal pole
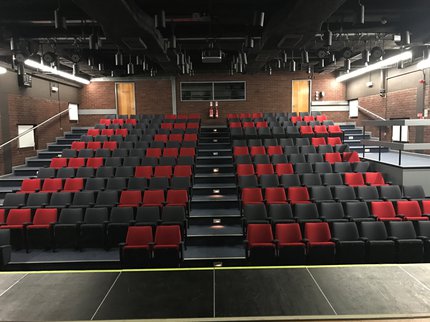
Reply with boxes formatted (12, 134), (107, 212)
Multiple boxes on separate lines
(378, 127), (382, 161)
(362, 125), (366, 158)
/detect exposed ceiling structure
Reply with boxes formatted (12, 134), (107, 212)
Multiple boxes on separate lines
(0, 0), (429, 80)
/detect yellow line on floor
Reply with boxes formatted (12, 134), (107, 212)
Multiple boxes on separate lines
(0, 263), (426, 275)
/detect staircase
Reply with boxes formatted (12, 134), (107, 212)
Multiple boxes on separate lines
(0, 127), (90, 200)
(340, 123), (389, 154)
(184, 125), (245, 265)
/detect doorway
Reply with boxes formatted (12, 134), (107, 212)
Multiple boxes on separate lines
(116, 82), (136, 116)
(292, 79), (310, 114)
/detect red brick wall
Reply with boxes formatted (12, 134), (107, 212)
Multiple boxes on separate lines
(80, 82), (116, 109)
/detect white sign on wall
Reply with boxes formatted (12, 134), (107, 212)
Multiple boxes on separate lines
(349, 99), (359, 118)
(68, 103), (79, 121)
(18, 125), (35, 148)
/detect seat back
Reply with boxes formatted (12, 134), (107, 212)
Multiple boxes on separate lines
(360, 221), (388, 240)
(155, 225), (182, 245)
(305, 222), (331, 242)
(396, 200), (422, 217)
(6, 209), (31, 225)
(387, 221), (417, 239)
(247, 224), (274, 246)
(126, 226), (153, 246)
(84, 208), (109, 224)
(276, 223), (303, 243)
(58, 208), (83, 224)
(331, 222), (360, 241)
(371, 201), (396, 219)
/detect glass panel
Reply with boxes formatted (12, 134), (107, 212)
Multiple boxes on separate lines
(214, 82), (245, 100)
(181, 82), (213, 101)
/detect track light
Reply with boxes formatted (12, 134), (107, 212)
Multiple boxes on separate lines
(321, 59), (325, 68)
(303, 50), (309, 64)
(336, 51), (412, 82)
(277, 59), (282, 69)
(324, 30), (333, 47)
(161, 10), (166, 28)
(88, 34), (96, 50)
(344, 59), (351, 71)
(115, 51), (123, 66)
(358, 3), (365, 24)
(72, 63), (78, 75)
(290, 59), (296, 72)
(370, 47), (384, 60)
(362, 49), (370, 65)
(259, 12), (265, 27)
(98, 63), (104, 71)
(54, 8), (66, 29)
(249, 38), (254, 48)
(24, 59), (90, 85)
(403, 31), (411, 45)
(127, 55), (134, 75)
(243, 52), (248, 65)
(283, 51), (287, 63)
(171, 35), (177, 49)
(154, 14), (159, 28)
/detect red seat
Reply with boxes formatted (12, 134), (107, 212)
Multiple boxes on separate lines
(183, 134), (197, 142)
(174, 165), (192, 177)
(161, 123), (173, 130)
(255, 164), (274, 176)
(63, 178), (84, 192)
(299, 126), (314, 137)
(41, 178), (63, 192)
(143, 190), (165, 207)
(71, 141), (86, 151)
(275, 163), (294, 175)
(112, 119), (124, 126)
(154, 166), (172, 178)
(19, 179), (41, 193)
(154, 134), (168, 143)
(304, 116), (315, 123)
(153, 225), (182, 262)
(119, 191), (142, 207)
(327, 136), (342, 146)
(86, 157), (104, 169)
(313, 125), (328, 137)
(343, 152), (360, 163)
(397, 200), (429, 221)
(50, 158), (68, 169)
(169, 134), (183, 142)
(125, 119), (137, 126)
(0, 209), (5, 224)
(163, 148), (179, 158)
(276, 223), (306, 264)
(173, 123), (186, 130)
(102, 141), (117, 151)
(328, 125), (343, 137)
(233, 146), (249, 156)
(99, 118), (111, 126)
(227, 113), (238, 119)
(265, 187), (287, 204)
(87, 141), (101, 150)
(135, 166), (153, 179)
(250, 146), (266, 156)
(123, 226), (153, 251)
(242, 122), (255, 128)
(164, 114), (177, 120)
(252, 113), (263, 118)
(115, 129), (128, 137)
(0, 209), (31, 230)
(186, 123), (200, 129)
(256, 121), (268, 128)
(371, 201), (401, 221)
(291, 116), (302, 124)
(237, 164), (255, 176)
(179, 148), (195, 157)
(311, 137), (327, 147)
(246, 224), (276, 259)
(422, 200), (430, 214)
(304, 222), (335, 264)
(26, 208), (57, 231)
(87, 129), (100, 137)
(239, 113), (251, 119)
(188, 113), (201, 119)
(365, 172), (388, 186)
(67, 158), (85, 169)
(267, 146), (283, 156)
(177, 114), (187, 119)
(229, 122), (242, 128)
(324, 152), (342, 164)
(101, 129), (114, 137)
(344, 172), (365, 187)
(287, 187), (311, 204)
(316, 115), (328, 122)
(166, 189), (188, 208)
(242, 188), (264, 206)
(146, 148), (162, 158)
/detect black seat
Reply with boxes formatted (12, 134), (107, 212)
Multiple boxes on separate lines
(127, 178), (148, 190)
(148, 177), (170, 190)
(378, 185), (403, 201)
(238, 175), (259, 189)
(259, 174), (280, 188)
(57, 168), (76, 178)
(331, 222), (366, 263)
(280, 174), (301, 188)
(321, 173), (343, 186)
(96, 166), (115, 178)
(333, 185), (357, 202)
(319, 202), (347, 222)
(309, 186), (334, 203)
(76, 167), (95, 178)
(344, 201), (375, 222)
(359, 221), (396, 263)
(37, 168), (56, 179)
(107, 207), (134, 247)
(85, 177), (106, 190)
(53, 208), (84, 249)
(294, 203), (321, 223)
(160, 206), (188, 237)
(289, 154), (306, 164)
(267, 203), (295, 225)
(356, 186), (380, 201)
(387, 221), (423, 263)
(46, 192), (73, 209)
(106, 177), (128, 190)
(135, 206), (160, 227)
(2, 193), (27, 209)
(403, 185), (427, 201)
(24, 193), (50, 209)
(301, 173), (322, 186)
(313, 162), (332, 174)
(95, 190), (119, 208)
(115, 166), (135, 178)
(71, 191), (96, 208)
(80, 207), (109, 248)
(271, 154), (288, 165)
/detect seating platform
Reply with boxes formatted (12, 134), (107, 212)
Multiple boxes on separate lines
(0, 264), (430, 321)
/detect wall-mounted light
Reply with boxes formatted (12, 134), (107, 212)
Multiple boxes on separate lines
(336, 51), (412, 82)
(0, 66), (7, 75)
(24, 59), (90, 85)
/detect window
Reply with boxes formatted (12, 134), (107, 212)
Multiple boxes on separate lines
(181, 81), (246, 101)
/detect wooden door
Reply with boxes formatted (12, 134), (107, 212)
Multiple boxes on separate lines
(292, 80), (310, 114)
(116, 82), (136, 116)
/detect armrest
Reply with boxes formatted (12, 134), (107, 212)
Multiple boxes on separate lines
(396, 214), (405, 218)
(330, 238), (340, 243)
(359, 237), (368, 242)
(388, 236), (399, 242)
(417, 236), (429, 241)
(301, 238), (309, 244)
(23, 222), (32, 227)
(129, 220), (136, 225)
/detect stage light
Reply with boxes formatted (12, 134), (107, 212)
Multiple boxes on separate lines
(24, 59), (90, 85)
(259, 12), (265, 27)
(336, 51), (412, 82)
(0, 66), (7, 75)
(115, 51), (123, 66)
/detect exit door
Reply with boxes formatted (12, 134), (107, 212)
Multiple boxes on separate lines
(292, 79), (310, 114)
(116, 82), (136, 116)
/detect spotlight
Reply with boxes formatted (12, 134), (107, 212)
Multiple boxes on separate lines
(324, 30), (333, 47)
(161, 10), (166, 28)
(127, 56), (134, 75)
(213, 152), (219, 156)
(303, 50), (309, 64)
(115, 51), (123, 66)
(403, 31), (411, 45)
(370, 47), (384, 61)
(321, 59), (325, 68)
(259, 12), (265, 27)
(290, 59), (296, 72)
(362, 49), (370, 65)
(249, 38), (255, 48)
(283, 51), (288, 63)
(54, 8), (66, 29)
(171, 35), (177, 49)
(341, 47), (353, 59)
(98, 63), (104, 71)
(268, 66), (272, 75)
(344, 59), (351, 71)
(317, 47), (329, 59)
(72, 63), (79, 75)
(88, 34), (96, 50)
(87, 56), (95, 67)
(357, 2), (365, 24)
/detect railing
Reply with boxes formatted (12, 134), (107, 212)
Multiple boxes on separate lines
(357, 105), (386, 121)
(0, 107), (71, 150)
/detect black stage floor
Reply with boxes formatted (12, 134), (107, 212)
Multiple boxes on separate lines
(1, 264), (430, 321)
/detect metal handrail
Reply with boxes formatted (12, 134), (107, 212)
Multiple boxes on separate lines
(0, 107), (71, 150)
(357, 105), (386, 121)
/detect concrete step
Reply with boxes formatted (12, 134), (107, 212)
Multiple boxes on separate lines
(25, 158), (52, 168)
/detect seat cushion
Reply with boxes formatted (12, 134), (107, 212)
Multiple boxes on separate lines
(249, 242), (275, 248)
(27, 224), (50, 229)
(124, 245), (150, 250)
(279, 242), (305, 247)
(0, 225), (24, 229)
(308, 241), (335, 247)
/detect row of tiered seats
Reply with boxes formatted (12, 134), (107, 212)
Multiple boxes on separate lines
(246, 220), (430, 264)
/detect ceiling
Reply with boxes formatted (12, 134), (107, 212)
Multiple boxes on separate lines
(0, 0), (429, 79)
